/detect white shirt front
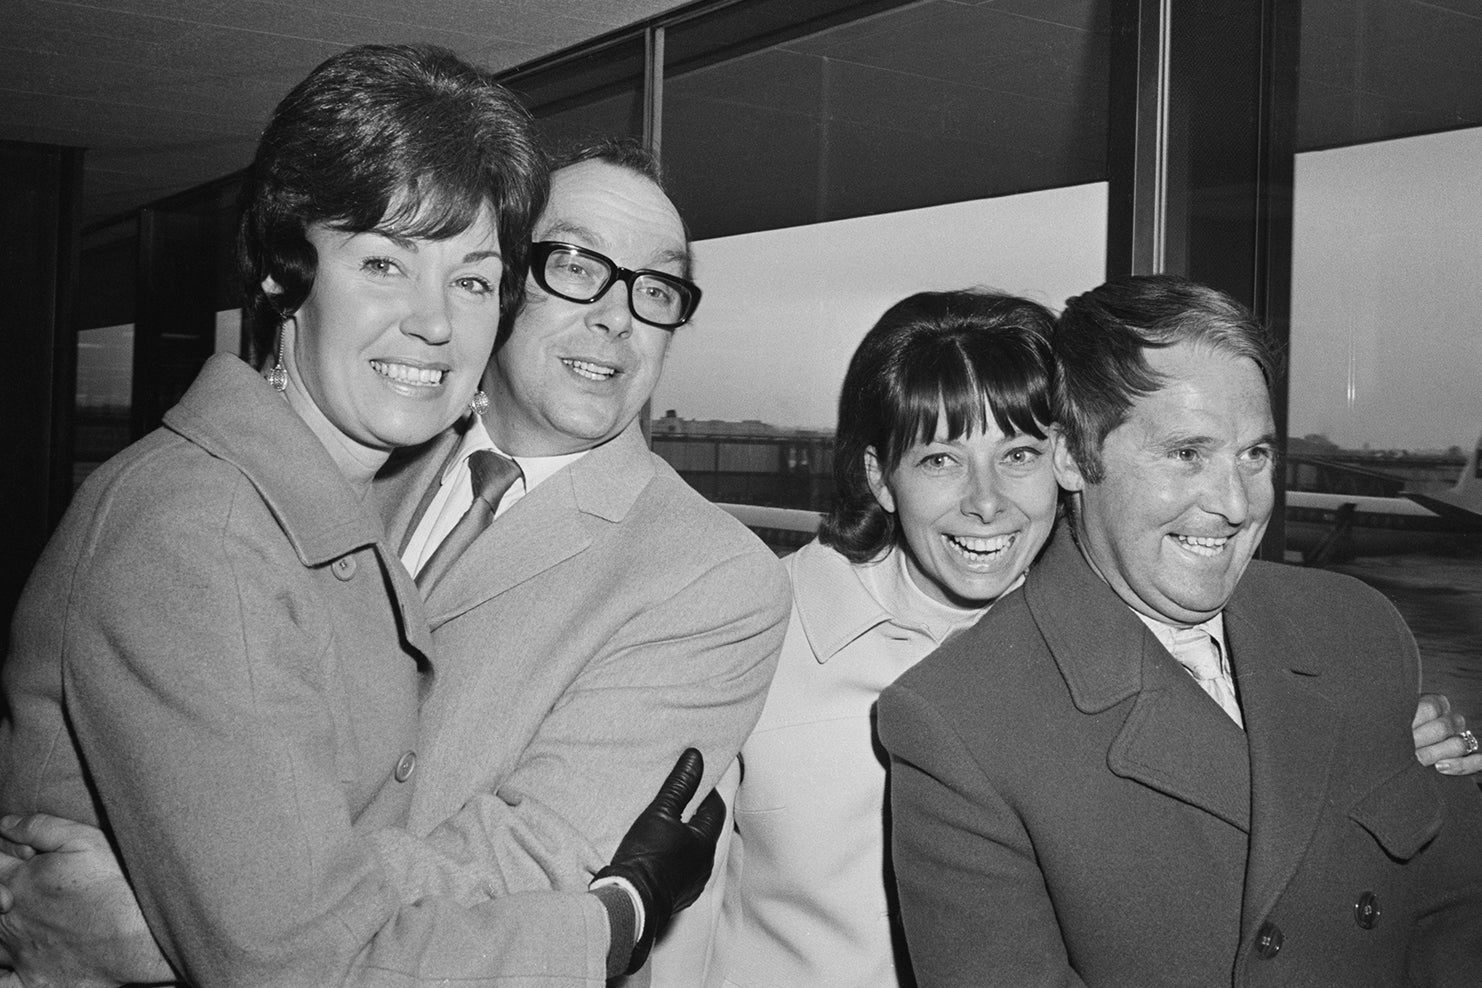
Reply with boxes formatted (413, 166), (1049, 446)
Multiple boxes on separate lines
(400, 418), (588, 578)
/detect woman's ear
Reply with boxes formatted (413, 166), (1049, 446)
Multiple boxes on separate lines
(1052, 429), (1087, 492)
(864, 446), (896, 514)
(261, 275), (296, 322)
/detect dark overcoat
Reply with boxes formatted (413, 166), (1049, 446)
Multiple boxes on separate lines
(878, 527), (1482, 987)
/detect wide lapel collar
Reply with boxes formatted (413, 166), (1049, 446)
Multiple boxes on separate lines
(408, 423), (655, 827)
(791, 541), (896, 662)
(418, 420), (655, 628)
(1027, 529), (1250, 831)
(1224, 569), (1343, 935)
(168, 354), (435, 666)
(373, 421), (469, 555)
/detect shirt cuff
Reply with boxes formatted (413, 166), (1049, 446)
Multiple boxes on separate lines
(589, 874), (645, 943)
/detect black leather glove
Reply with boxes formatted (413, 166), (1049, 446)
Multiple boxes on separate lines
(594, 748), (726, 974)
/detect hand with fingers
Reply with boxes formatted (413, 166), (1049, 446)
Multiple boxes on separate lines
(0, 813), (172, 988)
(1413, 693), (1482, 776)
(593, 747), (726, 975)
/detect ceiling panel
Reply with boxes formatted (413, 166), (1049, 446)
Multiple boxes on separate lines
(1, 0), (693, 227)
(6, 0), (1482, 230)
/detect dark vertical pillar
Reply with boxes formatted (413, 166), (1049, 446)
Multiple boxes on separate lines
(0, 140), (83, 628)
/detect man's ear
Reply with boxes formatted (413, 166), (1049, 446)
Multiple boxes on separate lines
(864, 446), (896, 514)
(1052, 429), (1087, 492)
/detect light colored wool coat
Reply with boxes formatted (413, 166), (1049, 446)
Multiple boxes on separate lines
(0, 355), (610, 988)
(714, 539), (954, 988)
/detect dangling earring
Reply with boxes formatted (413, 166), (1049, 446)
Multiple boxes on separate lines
(469, 389), (489, 417)
(267, 324), (288, 393)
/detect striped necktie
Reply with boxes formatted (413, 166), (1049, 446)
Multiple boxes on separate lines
(1170, 627), (1244, 729)
(415, 450), (522, 593)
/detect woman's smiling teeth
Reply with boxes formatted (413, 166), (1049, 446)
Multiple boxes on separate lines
(562, 358), (617, 381)
(1172, 534), (1230, 556)
(371, 360), (445, 386)
(944, 532), (1015, 559)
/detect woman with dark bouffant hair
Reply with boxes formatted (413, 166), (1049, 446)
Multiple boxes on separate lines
(0, 44), (713, 986)
(714, 288), (1063, 987)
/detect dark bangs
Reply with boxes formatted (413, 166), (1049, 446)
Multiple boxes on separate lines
(820, 289), (1057, 564)
(315, 87), (544, 311)
(324, 147), (502, 243)
(877, 327), (1055, 475)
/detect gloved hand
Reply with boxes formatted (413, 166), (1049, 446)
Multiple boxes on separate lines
(594, 748), (725, 974)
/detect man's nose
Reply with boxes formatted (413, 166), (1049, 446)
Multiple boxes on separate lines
(585, 278), (633, 338)
(1203, 457), (1250, 525)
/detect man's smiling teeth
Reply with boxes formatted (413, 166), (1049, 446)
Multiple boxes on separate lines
(371, 360), (444, 386)
(562, 358), (617, 381)
(945, 533), (1014, 557)
(1173, 534), (1229, 557)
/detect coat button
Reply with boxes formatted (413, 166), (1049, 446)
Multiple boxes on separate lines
(1255, 921), (1283, 959)
(394, 750), (417, 783)
(331, 555), (357, 581)
(1354, 891), (1380, 929)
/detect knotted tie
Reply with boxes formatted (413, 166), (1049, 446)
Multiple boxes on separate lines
(415, 450), (522, 593)
(1170, 627), (1244, 729)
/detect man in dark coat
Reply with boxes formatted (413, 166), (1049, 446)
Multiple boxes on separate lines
(878, 274), (1482, 987)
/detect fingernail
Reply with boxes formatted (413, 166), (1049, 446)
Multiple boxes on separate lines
(1436, 761), (1460, 774)
(0, 815), (16, 829)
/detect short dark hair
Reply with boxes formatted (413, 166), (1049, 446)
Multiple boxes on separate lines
(1053, 273), (1280, 483)
(548, 138), (689, 260)
(819, 289), (1057, 563)
(240, 43), (546, 362)
(552, 136), (664, 185)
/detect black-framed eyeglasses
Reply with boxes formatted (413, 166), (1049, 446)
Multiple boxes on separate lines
(529, 241), (701, 329)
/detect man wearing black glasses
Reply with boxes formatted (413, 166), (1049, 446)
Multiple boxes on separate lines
(0, 139), (789, 987)
(372, 139), (790, 985)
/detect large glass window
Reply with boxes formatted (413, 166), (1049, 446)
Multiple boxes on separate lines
(1287, 0), (1482, 711)
(651, 0), (1113, 546)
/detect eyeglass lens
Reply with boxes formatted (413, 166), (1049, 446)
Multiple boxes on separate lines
(540, 244), (693, 326)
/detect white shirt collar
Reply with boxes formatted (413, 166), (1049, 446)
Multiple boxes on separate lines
(442, 417), (588, 494)
(1132, 609), (1232, 675)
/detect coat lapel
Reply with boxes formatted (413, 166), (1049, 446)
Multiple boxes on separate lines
(418, 472), (594, 626)
(374, 424), (467, 555)
(1106, 648), (1251, 831)
(416, 422), (656, 628)
(407, 422), (657, 826)
(1223, 582), (1344, 936)
(1027, 530), (1251, 831)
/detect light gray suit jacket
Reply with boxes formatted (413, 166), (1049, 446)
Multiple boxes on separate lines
(370, 419), (790, 979)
